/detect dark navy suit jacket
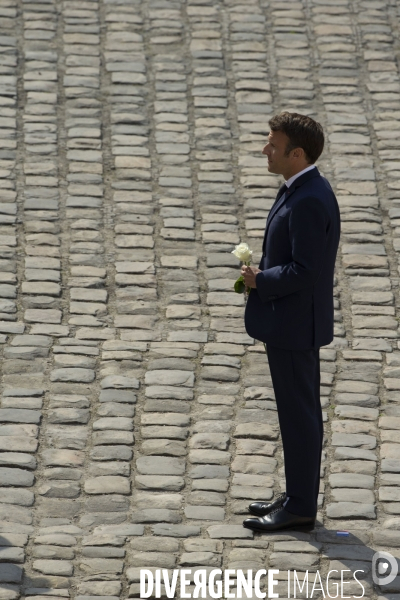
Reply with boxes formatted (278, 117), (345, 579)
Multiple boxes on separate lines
(244, 167), (340, 350)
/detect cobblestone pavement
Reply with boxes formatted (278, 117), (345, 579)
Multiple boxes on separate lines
(1, 0), (400, 597)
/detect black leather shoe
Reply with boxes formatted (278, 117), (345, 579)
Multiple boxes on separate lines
(243, 507), (315, 532)
(249, 493), (286, 517)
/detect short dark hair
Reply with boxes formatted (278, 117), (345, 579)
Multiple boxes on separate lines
(268, 112), (324, 164)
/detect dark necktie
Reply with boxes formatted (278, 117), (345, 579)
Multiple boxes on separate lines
(275, 182), (287, 203)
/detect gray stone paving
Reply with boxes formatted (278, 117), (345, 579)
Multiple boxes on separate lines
(1, 0), (400, 597)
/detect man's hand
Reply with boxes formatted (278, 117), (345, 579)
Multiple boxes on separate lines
(241, 265), (261, 288)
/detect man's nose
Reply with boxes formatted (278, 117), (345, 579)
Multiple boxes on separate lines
(262, 144), (269, 155)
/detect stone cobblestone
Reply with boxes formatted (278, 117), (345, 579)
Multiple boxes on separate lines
(1, 0), (400, 598)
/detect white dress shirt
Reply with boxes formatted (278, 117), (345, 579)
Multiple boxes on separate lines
(285, 164), (316, 189)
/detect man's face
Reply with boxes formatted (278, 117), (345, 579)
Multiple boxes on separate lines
(262, 129), (292, 176)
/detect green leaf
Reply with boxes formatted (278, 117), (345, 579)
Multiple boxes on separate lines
(234, 276), (245, 294)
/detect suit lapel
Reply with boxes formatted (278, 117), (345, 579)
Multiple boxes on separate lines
(261, 167), (321, 256)
(267, 188), (289, 226)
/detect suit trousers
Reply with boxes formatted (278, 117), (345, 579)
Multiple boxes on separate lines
(266, 344), (322, 517)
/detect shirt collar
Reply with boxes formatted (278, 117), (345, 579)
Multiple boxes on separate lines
(285, 164), (316, 190)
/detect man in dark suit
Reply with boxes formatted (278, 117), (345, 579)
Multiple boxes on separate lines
(241, 112), (340, 532)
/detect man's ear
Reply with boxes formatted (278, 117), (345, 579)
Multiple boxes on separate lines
(292, 147), (305, 160)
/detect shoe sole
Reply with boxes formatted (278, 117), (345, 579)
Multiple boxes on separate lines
(244, 522), (315, 533)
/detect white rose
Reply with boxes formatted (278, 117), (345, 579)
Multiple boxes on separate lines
(232, 242), (253, 263)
